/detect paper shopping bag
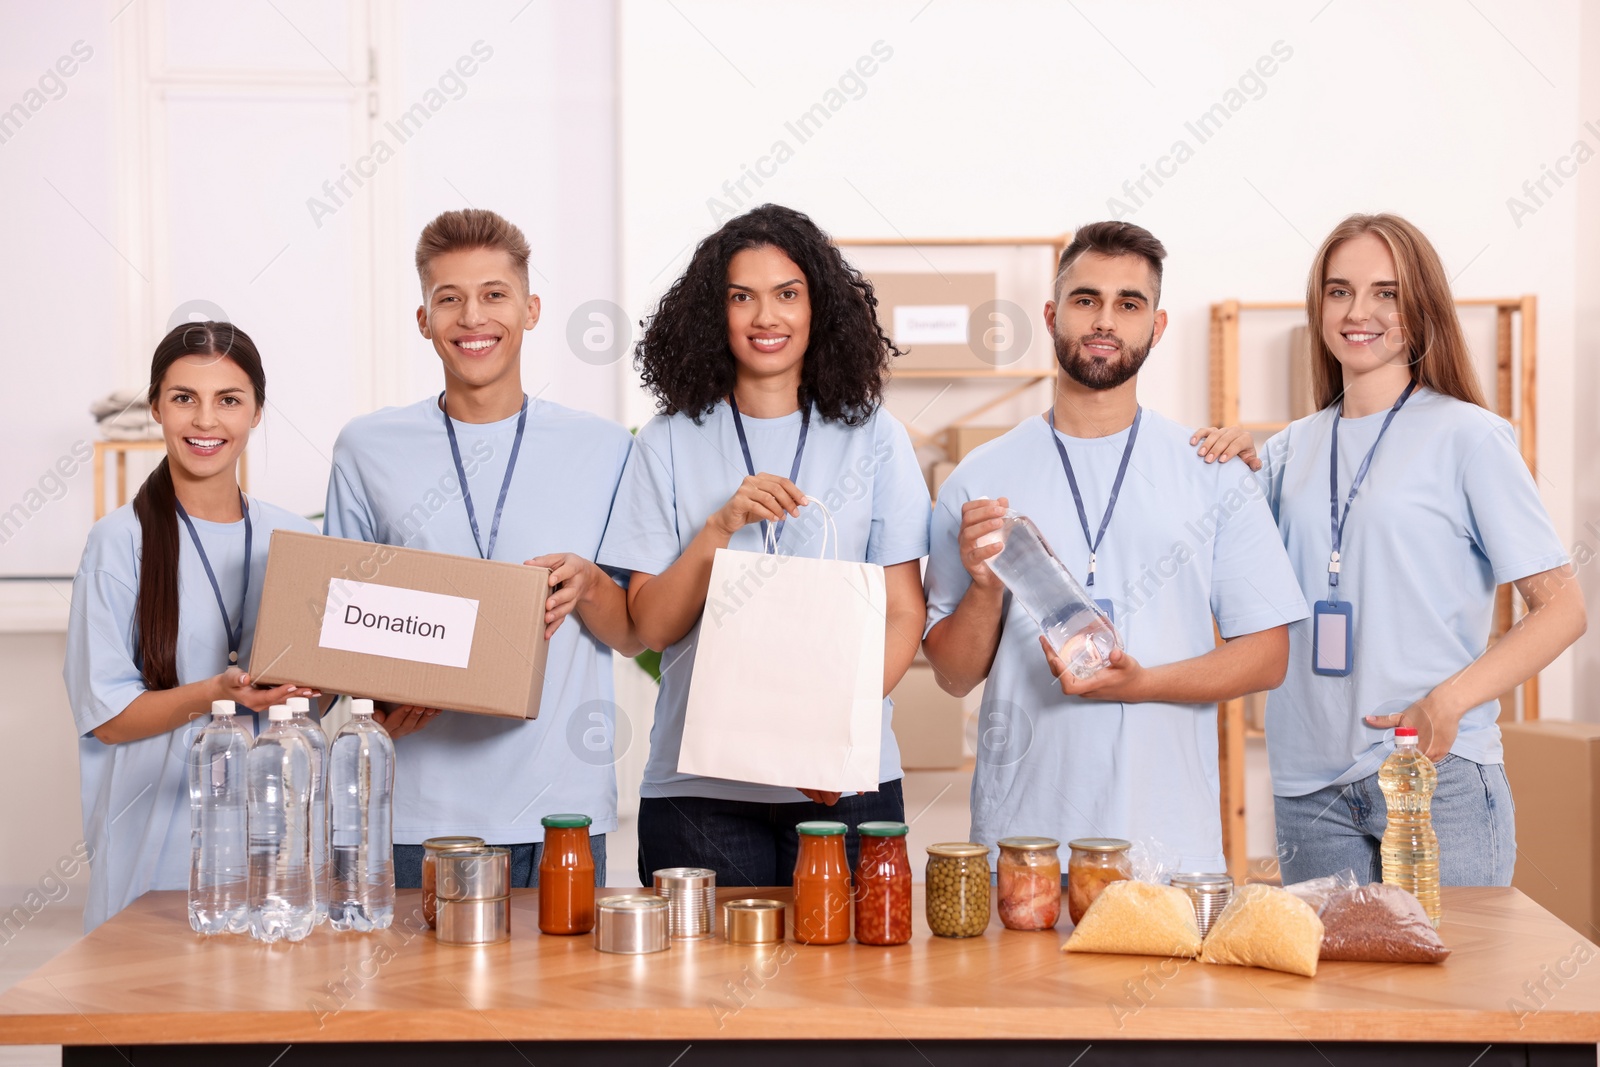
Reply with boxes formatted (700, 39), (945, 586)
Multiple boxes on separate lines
(678, 544), (886, 793)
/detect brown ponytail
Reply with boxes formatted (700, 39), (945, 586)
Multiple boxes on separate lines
(131, 321), (266, 690)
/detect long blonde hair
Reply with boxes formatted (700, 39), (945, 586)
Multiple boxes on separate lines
(1305, 213), (1488, 411)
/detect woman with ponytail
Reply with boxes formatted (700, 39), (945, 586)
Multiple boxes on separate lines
(64, 321), (319, 930)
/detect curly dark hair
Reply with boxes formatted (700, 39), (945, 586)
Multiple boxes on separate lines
(635, 203), (901, 426)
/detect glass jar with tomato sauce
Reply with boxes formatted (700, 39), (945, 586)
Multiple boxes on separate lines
(792, 820), (851, 945)
(538, 813), (596, 935)
(854, 821), (911, 946)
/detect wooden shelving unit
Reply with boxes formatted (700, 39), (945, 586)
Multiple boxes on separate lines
(1209, 296), (1539, 880)
(93, 439), (249, 519)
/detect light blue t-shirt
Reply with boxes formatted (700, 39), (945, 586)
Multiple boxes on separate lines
(595, 401), (931, 804)
(1259, 388), (1568, 797)
(324, 394), (633, 844)
(64, 497), (317, 931)
(926, 409), (1309, 871)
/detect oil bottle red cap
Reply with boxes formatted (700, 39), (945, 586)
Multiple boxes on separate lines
(1394, 727), (1418, 737)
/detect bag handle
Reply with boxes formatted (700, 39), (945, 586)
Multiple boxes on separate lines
(760, 495), (839, 560)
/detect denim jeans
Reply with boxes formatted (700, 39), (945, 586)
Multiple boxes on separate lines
(1273, 756), (1515, 886)
(392, 834), (608, 889)
(636, 780), (907, 887)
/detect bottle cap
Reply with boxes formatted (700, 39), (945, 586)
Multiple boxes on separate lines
(858, 821), (910, 837)
(287, 696), (311, 713)
(350, 698), (375, 717)
(540, 813), (592, 829)
(795, 820), (847, 836)
(210, 700), (236, 717)
(1395, 727), (1418, 737)
(267, 704), (291, 722)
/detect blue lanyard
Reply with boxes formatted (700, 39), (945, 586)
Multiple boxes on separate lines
(1047, 407), (1141, 588)
(174, 492), (251, 665)
(1326, 380), (1416, 597)
(441, 391), (528, 560)
(729, 395), (810, 551)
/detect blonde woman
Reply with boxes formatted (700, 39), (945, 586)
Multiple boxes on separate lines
(1193, 214), (1585, 886)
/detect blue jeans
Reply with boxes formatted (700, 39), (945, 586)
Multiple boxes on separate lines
(1274, 756), (1515, 886)
(392, 835), (608, 889)
(637, 780), (906, 887)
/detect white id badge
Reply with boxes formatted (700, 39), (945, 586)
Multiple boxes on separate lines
(1312, 600), (1353, 676)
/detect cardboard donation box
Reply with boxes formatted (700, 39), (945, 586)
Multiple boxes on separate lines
(248, 530), (551, 719)
(1502, 720), (1600, 937)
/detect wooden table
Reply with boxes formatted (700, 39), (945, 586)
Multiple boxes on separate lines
(1, 887), (1596, 1065)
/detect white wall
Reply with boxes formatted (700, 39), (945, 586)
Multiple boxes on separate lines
(618, 0), (1589, 719)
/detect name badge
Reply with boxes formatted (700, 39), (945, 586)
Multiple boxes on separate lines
(1312, 600), (1353, 677)
(1094, 598), (1116, 624)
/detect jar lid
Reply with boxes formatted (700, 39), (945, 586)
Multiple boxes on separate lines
(926, 841), (989, 858)
(541, 813), (593, 829)
(1067, 837), (1132, 853)
(997, 836), (1059, 851)
(1170, 872), (1233, 891)
(857, 821), (909, 837)
(796, 820), (847, 836)
(422, 836), (487, 853)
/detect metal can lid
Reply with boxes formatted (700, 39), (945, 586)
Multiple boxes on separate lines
(857, 821), (910, 837)
(653, 867), (716, 889)
(1067, 837), (1132, 853)
(422, 836), (487, 853)
(541, 813), (593, 829)
(597, 894), (668, 912)
(997, 836), (1060, 851)
(1169, 872), (1234, 891)
(926, 841), (989, 858)
(796, 820), (847, 836)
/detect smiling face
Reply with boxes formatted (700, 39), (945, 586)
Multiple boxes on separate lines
(416, 246), (541, 392)
(1319, 231), (1410, 376)
(1045, 250), (1166, 391)
(725, 244), (811, 386)
(150, 353), (261, 483)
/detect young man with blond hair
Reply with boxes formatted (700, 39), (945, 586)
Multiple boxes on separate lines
(325, 208), (639, 887)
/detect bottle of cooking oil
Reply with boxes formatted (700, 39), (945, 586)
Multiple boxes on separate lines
(1378, 726), (1441, 926)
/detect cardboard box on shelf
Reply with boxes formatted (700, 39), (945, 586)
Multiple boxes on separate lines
(940, 425), (1010, 463)
(248, 530), (551, 720)
(927, 460), (957, 499)
(1501, 720), (1600, 937)
(870, 271), (997, 371)
(889, 661), (970, 770)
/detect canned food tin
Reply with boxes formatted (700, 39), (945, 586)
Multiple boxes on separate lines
(435, 895), (511, 945)
(436, 847), (511, 902)
(421, 836), (486, 927)
(595, 894), (670, 955)
(1169, 872), (1234, 939)
(722, 898), (785, 945)
(653, 867), (716, 940)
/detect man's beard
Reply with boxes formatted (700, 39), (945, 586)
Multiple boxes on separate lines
(1054, 329), (1153, 390)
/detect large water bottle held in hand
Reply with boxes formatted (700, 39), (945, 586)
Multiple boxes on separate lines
(1379, 726), (1441, 926)
(187, 700), (251, 935)
(247, 704), (316, 943)
(286, 696), (329, 925)
(329, 699), (396, 932)
(977, 507), (1122, 679)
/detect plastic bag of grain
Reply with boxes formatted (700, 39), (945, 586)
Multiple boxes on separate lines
(1062, 879), (1202, 958)
(1318, 883), (1449, 963)
(1200, 883), (1323, 977)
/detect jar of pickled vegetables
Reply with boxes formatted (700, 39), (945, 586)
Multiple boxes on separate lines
(1066, 838), (1132, 925)
(996, 836), (1061, 931)
(925, 842), (990, 938)
(792, 821), (851, 944)
(854, 821), (911, 946)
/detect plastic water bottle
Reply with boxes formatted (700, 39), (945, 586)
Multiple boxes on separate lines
(187, 700), (250, 935)
(977, 507), (1122, 679)
(287, 696), (329, 925)
(247, 704), (316, 943)
(329, 699), (396, 932)
(1379, 726), (1441, 926)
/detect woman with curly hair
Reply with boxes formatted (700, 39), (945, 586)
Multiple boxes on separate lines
(598, 203), (931, 886)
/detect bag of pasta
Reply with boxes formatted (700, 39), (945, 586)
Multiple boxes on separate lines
(1063, 879), (1202, 959)
(1200, 883), (1323, 977)
(1317, 883), (1449, 963)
